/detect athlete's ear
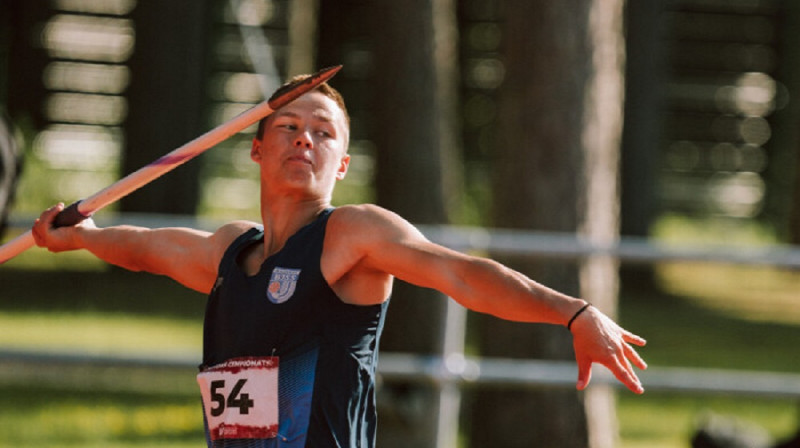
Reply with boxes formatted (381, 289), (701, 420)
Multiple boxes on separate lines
(335, 154), (350, 180)
(251, 138), (262, 162)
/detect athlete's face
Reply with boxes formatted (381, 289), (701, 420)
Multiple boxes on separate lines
(251, 91), (350, 198)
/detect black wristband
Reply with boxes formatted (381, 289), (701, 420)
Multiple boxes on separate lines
(567, 303), (591, 331)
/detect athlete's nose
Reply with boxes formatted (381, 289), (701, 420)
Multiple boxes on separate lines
(294, 130), (313, 149)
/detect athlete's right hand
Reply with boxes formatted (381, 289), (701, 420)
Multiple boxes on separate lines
(32, 203), (96, 252)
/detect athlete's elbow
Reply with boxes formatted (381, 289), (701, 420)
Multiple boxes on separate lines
(104, 246), (157, 273)
(106, 255), (148, 273)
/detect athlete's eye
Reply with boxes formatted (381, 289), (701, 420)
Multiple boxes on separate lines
(315, 125), (335, 139)
(273, 118), (298, 131)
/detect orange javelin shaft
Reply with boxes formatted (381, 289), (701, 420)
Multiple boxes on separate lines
(0, 65), (342, 264)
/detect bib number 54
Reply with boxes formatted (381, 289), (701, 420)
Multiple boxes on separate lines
(197, 357), (279, 441)
(210, 379), (256, 416)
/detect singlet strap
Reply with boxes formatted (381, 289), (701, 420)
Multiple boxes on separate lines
(215, 226), (264, 280)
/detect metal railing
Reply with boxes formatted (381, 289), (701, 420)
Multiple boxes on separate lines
(7, 346), (796, 399)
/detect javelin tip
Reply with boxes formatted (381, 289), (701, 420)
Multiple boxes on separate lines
(268, 65), (343, 110)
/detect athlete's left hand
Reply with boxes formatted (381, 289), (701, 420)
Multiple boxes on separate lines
(569, 306), (647, 394)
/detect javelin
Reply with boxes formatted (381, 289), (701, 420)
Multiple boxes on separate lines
(0, 65), (342, 264)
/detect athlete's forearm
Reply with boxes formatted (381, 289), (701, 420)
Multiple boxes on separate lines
(448, 255), (586, 326)
(76, 225), (157, 272)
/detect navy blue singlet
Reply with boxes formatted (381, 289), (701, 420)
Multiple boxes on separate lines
(201, 208), (389, 448)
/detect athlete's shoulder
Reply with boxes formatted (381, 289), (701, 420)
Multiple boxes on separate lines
(330, 203), (404, 225)
(210, 220), (261, 250)
(328, 204), (424, 242)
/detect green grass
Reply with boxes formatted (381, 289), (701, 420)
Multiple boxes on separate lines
(618, 393), (798, 448)
(0, 255), (208, 447)
(619, 287), (800, 373)
(0, 383), (205, 448)
(0, 256), (205, 319)
(617, 289), (800, 447)
(657, 262), (800, 325)
(0, 312), (201, 356)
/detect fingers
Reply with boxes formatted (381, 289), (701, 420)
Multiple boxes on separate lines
(31, 203), (65, 249)
(576, 358), (592, 390)
(624, 340), (648, 371)
(577, 355), (644, 394)
(31, 221), (43, 247)
(622, 328), (647, 347)
(615, 348), (645, 394)
(611, 358), (645, 394)
(574, 337), (647, 394)
(40, 203), (65, 226)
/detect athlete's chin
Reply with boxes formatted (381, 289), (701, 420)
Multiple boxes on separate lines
(278, 170), (314, 185)
(276, 178), (333, 199)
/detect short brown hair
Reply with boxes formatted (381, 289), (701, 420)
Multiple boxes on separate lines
(256, 74), (350, 140)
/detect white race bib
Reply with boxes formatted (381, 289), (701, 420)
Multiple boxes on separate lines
(197, 357), (279, 440)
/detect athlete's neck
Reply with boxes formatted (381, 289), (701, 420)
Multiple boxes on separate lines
(259, 199), (329, 260)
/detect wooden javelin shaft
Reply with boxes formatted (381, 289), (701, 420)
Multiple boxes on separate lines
(0, 65), (342, 264)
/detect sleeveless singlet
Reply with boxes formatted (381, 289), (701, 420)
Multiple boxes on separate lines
(200, 208), (389, 447)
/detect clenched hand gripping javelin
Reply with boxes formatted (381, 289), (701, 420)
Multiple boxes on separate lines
(0, 65), (342, 264)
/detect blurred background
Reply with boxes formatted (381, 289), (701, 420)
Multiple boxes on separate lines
(0, 0), (799, 447)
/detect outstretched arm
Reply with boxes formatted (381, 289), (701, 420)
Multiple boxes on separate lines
(31, 203), (248, 294)
(329, 205), (647, 393)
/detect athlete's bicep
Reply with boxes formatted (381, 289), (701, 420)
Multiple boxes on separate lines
(335, 205), (469, 297)
(133, 227), (218, 293)
(370, 234), (472, 296)
(136, 223), (249, 294)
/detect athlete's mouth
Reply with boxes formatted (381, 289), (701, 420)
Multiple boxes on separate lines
(287, 155), (312, 165)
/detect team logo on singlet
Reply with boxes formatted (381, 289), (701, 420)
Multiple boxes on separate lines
(266, 267), (301, 304)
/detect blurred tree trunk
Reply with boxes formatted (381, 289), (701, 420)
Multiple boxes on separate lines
(287, 0), (318, 76)
(0, 115), (20, 238)
(620, 0), (664, 239)
(120, 1), (213, 215)
(793, 156), (800, 244)
(367, 0), (462, 447)
(619, 0), (666, 291)
(759, 1), (800, 244)
(0, 2), (23, 238)
(772, 1), (800, 245)
(5, 0), (50, 130)
(371, 1), (462, 222)
(469, 1), (626, 447)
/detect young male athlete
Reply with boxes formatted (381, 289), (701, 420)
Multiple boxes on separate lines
(32, 75), (647, 447)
